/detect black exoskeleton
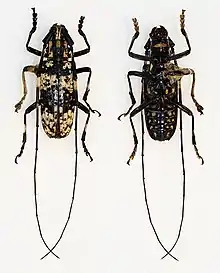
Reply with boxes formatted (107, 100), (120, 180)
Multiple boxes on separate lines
(119, 10), (204, 261)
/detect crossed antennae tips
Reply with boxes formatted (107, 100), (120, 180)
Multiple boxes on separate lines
(15, 157), (18, 164)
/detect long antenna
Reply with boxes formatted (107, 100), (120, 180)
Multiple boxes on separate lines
(34, 88), (60, 259)
(40, 106), (79, 260)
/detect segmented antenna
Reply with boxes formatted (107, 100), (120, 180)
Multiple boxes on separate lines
(31, 7), (37, 30)
(78, 16), (85, 32)
(180, 9), (185, 30)
(132, 18), (139, 33)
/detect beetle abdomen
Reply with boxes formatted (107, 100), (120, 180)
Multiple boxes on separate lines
(39, 73), (76, 138)
(41, 108), (74, 138)
(145, 106), (177, 141)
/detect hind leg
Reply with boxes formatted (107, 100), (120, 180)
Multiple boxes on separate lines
(77, 102), (93, 161)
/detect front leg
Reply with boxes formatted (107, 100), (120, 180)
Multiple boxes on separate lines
(169, 10), (191, 61)
(26, 8), (41, 56)
(74, 16), (90, 57)
(15, 65), (38, 112)
(128, 18), (151, 62)
(76, 67), (101, 116)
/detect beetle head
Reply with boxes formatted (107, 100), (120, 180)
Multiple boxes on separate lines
(43, 24), (74, 58)
(149, 26), (170, 57)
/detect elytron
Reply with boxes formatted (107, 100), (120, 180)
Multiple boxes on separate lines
(118, 10), (203, 260)
(15, 8), (100, 259)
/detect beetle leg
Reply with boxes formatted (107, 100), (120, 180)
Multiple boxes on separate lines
(118, 71), (154, 120)
(15, 102), (37, 164)
(169, 10), (191, 61)
(76, 67), (101, 116)
(164, 67), (203, 114)
(128, 18), (152, 62)
(74, 16), (90, 57)
(170, 100), (204, 164)
(15, 65), (38, 112)
(77, 102), (93, 161)
(26, 8), (41, 56)
(187, 69), (204, 114)
(118, 71), (138, 120)
(127, 99), (157, 165)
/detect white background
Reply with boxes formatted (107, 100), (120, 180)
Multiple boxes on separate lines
(0, 0), (217, 272)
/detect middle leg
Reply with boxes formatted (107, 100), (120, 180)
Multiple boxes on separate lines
(163, 65), (204, 114)
(15, 102), (36, 163)
(77, 102), (93, 161)
(76, 67), (101, 116)
(15, 65), (38, 112)
(118, 70), (154, 120)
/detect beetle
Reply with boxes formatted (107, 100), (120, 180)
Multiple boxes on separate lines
(15, 8), (101, 259)
(118, 10), (204, 260)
